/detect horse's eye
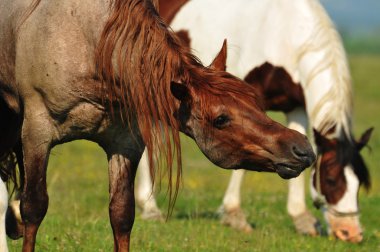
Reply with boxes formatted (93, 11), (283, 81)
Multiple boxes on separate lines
(213, 114), (230, 129)
(326, 176), (336, 186)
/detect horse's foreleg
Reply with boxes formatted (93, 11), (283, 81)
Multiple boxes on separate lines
(107, 151), (140, 252)
(20, 111), (52, 252)
(286, 108), (320, 236)
(219, 169), (252, 233)
(136, 149), (163, 221)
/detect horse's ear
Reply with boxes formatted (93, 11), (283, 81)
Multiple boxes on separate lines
(209, 39), (227, 71)
(356, 127), (374, 151)
(152, 0), (159, 10)
(170, 81), (190, 101)
(313, 128), (333, 150)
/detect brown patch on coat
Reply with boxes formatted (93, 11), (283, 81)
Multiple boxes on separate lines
(244, 62), (305, 113)
(175, 30), (191, 48)
(158, 0), (189, 24)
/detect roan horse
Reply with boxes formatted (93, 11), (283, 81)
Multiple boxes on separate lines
(0, 0), (316, 251)
(135, 0), (373, 243)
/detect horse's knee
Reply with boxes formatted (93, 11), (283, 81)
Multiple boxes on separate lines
(109, 198), (135, 233)
(20, 189), (48, 225)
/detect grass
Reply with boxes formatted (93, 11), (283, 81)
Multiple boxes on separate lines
(7, 55), (380, 251)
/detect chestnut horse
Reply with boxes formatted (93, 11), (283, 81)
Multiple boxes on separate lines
(135, 0), (373, 243)
(0, 0), (315, 251)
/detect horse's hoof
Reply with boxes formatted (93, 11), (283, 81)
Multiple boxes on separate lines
(291, 210), (321, 236)
(218, 207), (253, 233)
(5, 201), (24, 240)
(140, 207), (164, 222)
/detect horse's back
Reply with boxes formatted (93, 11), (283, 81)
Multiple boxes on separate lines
(10, 1), (108, 108)
(1, 0), (108, 84)
(170, 0), (328, 79)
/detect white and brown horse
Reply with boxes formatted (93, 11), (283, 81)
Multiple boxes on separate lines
(136, 0), (373, 243)
(0, 0), (315, 251)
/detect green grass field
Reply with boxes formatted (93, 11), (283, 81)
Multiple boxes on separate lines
(7, 55), (380, 251)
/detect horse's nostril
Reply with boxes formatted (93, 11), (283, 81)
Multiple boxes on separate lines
(335, 229), (364, 243)
(292, 146), (308, 158)
(340, 229), (350, 238)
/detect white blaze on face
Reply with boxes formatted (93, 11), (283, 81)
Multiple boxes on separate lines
(332, 165), (360, 213)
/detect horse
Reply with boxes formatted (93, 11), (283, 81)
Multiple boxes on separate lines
(0, 172), (9, 252)
(0, 0), (316, 251)
(135, 0), (373, 243)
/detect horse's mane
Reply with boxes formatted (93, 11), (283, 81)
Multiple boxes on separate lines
(297, 0), (353, 140)
(95, 0), (199, 209)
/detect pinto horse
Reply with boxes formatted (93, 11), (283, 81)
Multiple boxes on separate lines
(0, 0), (315, 251)
(135, 0), (373, 243)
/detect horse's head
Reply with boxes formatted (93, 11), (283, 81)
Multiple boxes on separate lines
(171, 41), (315, 179)
(311, 128), (373, 243)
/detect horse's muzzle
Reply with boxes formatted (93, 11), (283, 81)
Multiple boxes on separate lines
(291, 144), (316, 167)
(275, 147), (315, 179)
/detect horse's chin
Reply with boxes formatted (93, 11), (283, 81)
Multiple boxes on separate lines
(213, 159), (305, 179)
(237, 161), (304, 179)
(275, 164), (303, 179)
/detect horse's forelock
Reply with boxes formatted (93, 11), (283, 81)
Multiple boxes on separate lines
(191, 72), (265, 122)
(196, 71), (263, 103)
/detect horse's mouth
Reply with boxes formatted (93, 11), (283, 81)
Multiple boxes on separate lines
(275, 163), (303, 179)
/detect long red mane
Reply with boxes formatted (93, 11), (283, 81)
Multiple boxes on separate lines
(95, 0), (201, 209)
